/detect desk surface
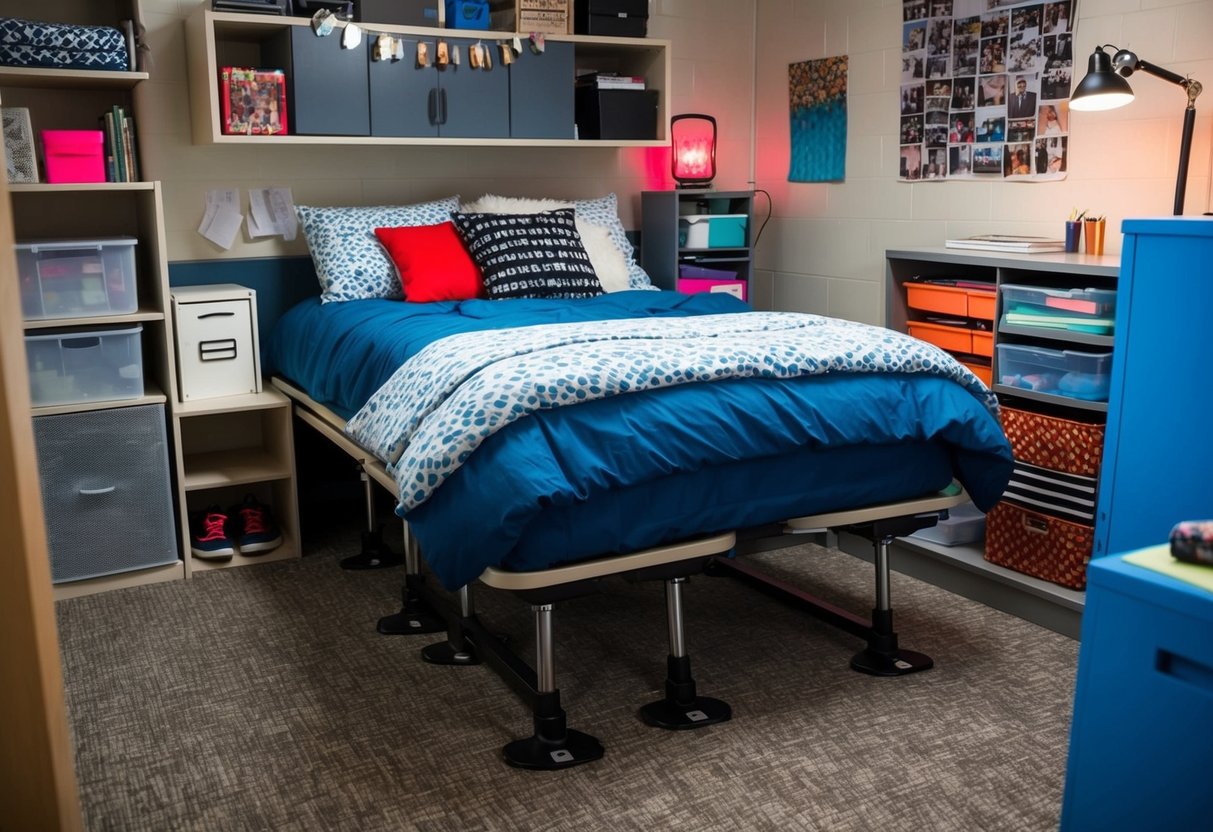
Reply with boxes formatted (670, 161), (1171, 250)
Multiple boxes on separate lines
(1090, 547), (1213, 622)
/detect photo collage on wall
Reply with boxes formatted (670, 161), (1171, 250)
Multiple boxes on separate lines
(900, 0), (1075, 182)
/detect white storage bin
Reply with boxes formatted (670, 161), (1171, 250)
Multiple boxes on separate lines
(25, 324), (144, 407)
(171, 284), (262, 401)
(17, 237), (138, 321)
(910, 501), (986, 546)
(677, 214), (748, 249)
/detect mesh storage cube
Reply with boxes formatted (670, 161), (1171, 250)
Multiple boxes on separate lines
(33, 404), (179, 583)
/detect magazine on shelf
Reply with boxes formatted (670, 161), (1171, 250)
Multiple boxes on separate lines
(945, 235), (1066, 253)
(576, 72), (646, 90)
(220, 67), (288, 136)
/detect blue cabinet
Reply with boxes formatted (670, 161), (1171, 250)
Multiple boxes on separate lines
(1061, 548), (1213, 830)
(1094, 219), (1213, 558)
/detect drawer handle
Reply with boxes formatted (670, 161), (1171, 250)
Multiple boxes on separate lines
(198, 311), (235, 319)
(62, 337), (101, 350)
(1157, 649), (1213, 693)
(199, 338), (237, 362)
(79, 485), (116, 495)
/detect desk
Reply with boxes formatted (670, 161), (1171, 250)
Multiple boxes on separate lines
(1061, 546), (1213, 830)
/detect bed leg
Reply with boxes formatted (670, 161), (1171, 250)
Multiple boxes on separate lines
(503, 603), (604, 770)
(639, 578), (731, 730)
(849, 534), (933, 677)
(421, 585), (481, 666)
(376, 530), (446, 635)
(340, 470), (402, 570)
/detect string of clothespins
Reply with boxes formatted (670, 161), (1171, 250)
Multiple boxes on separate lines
(310, 8), (545, 70)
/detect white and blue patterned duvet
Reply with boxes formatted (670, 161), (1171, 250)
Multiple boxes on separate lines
(273, 291), (1012, 589)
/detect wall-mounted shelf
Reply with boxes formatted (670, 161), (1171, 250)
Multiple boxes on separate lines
(185, 7), (670, 147)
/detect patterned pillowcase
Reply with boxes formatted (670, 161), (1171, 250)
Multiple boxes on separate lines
(297, 197), (459, 303)
(460, 193), (657, 291)
(450, 208), (604, 300)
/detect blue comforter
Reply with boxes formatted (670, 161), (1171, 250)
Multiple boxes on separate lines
(272, 292), (1013, 589)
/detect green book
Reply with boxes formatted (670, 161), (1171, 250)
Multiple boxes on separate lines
(111, 105), (126, 182)
(1004, 304), (1113, 334)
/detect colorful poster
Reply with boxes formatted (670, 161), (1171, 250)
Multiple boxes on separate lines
(789, 56), (848, 182)
(899, 0), (1074, 181)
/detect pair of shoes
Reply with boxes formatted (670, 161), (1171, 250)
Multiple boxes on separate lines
(189, 495), (283, 559)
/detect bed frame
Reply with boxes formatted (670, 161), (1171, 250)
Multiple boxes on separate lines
(271, 376), (966, 769)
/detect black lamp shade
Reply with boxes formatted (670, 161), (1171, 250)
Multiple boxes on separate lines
(1070, 48), (1135, 111)
(670, 114), (716, 188)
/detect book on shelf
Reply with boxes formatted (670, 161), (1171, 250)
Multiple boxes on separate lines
(945, 235), (1066, 253)
(575, 72), (646, 90)
(220, 67), (288, 136)
(98, 104), (140, 182)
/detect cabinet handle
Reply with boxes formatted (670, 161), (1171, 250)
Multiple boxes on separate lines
(79, 485), (116, 496)
(199, 338), (238, 362)
(428, 88), (439, 125)
(439, 88), (447, 125)
(62, 336), (101, 350)
(1157, 649), (1213, 693)
(198, 312), (235, 319)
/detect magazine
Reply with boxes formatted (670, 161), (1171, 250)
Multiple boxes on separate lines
(220, 67), (288, 136)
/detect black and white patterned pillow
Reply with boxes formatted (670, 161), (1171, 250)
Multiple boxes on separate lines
(450, 208), (604, 300)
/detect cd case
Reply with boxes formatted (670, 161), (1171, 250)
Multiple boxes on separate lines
(220, 67), (288, 136)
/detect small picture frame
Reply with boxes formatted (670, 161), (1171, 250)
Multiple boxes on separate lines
(3, 107), (39, 184)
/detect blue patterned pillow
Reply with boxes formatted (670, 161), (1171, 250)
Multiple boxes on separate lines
(297, 197), (459, 303)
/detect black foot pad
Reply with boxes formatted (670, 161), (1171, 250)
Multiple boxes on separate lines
(421, 640), (480, 665)
(850, 647), (933, 677)
(340, 539), (402, 570)
(376, 608), (446, 636)
(503, 729), (604, 770)
(639, 696), (732, 730)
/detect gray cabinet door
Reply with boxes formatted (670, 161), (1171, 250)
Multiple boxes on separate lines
(437, 37), (509, 138)
(508, 41), (574, 139)
(368, 37), (439, 137)
(369, 37), (507, 138)
(280, 27), (370, 136)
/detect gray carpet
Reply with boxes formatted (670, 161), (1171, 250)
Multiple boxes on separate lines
(56, 525), (1078, 831)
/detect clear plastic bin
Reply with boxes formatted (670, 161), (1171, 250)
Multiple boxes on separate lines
(25, 324), (144, 407)
(17, 237), (138, 321)
(1000, 284), (1116, 318)
(996, 342), (1112, 402)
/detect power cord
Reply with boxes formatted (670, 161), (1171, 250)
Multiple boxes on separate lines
(750, 187), (772, 248)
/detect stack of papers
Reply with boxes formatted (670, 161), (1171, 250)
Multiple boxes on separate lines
(945, 235), (1066, 253)
(1003, 304), (1113, 334)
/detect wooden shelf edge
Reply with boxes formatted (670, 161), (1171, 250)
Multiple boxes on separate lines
(52, 560), (184, 601)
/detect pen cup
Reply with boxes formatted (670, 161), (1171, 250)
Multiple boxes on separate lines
(1084, 219), (1105, 255)
(1064, 220), (1082, 253)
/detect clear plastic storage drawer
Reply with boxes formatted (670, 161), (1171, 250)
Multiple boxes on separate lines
(25, 324), (144, 407)
(17, 237), (138, 321)
(996, 342), (1113, 402)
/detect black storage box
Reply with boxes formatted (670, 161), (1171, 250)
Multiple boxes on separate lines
(574, 0), (647, 37)
(575, 87), (657, 139)
(356, 0), (440, 25)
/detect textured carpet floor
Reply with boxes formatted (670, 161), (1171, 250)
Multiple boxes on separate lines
(56, 526), (1077, 831)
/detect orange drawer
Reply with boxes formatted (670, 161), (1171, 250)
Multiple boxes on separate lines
(906, 283), (997, 320)
(971, 330), (993, 357)
(906, 321), (972, 353)
(963, 361), (992, 386)
(907, 283), (968, 316)
(967, 290), (996, 321)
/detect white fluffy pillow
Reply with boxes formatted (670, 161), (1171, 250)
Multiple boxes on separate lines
(459, 194), (631, 293)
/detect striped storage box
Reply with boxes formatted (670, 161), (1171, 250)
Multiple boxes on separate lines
(984, 458), (1097, 589)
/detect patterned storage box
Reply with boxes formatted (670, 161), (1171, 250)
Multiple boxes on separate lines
(1000, 405), (1105, 477)
(985, 501), (1092, 590)
(0, 17), (129, 71)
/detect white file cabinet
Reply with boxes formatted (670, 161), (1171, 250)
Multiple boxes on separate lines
(171, 283), (262, 402)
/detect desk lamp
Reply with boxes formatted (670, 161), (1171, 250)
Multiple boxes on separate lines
(1070, 46), (1203, 215)
(670, 114), (716, 189)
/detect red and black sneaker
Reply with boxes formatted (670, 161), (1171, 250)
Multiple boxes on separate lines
(231, 495), (283, 555)
(190, 507), (236, 559)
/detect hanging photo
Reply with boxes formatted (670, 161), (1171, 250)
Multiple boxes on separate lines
(899, 0), (1075, 182)
(3, 107), (39, 183)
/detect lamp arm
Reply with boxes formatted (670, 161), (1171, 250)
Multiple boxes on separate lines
(1134, 59), (1191, 90)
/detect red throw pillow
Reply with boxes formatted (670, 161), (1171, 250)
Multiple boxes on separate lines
(373, 222), (483, 302)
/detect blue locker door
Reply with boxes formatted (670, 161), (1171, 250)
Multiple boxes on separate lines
(508, 41), (575, 139)
(436, 38), (509, 138)
(368, 37), (439, 137)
